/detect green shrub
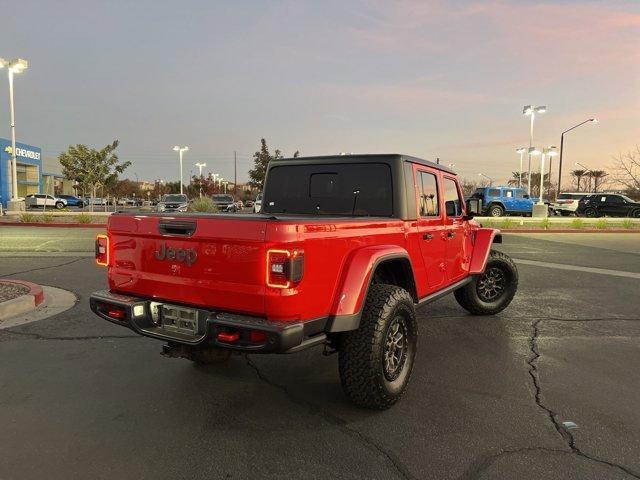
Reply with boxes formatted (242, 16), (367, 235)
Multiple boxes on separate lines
(571, 218), (584, 229)
(621, 219), (634, 229)
(188, 197), (218, 213)
(19, 213), (37, 223)
(40, 213), (55, 223)
(539, 218), (550, 230)
(594, 219), (607, 230)
(75, 213), (93, 224)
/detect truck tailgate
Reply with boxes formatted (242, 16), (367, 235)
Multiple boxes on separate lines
(107, 214), (267, 315)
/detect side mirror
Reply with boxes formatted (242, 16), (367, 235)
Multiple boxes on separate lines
(523, 194), (530, 199)
(465, 198), (482, 218)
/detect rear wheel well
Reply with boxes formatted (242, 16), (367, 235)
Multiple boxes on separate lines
(371, 258), (418, 303)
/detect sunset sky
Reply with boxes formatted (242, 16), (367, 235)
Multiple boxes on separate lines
(2, 0), (639, 185)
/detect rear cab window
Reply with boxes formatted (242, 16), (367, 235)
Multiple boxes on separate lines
(263, 162), (393, 216)
(444, 177), (463, 217)
(417, 171), (439, 217)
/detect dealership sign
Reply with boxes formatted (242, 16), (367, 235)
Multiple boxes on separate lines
(4, 145), (41, 160)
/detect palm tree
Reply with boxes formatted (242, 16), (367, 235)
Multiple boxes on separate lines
(590, 170), (608, 192)
(570, 169), (587, 192)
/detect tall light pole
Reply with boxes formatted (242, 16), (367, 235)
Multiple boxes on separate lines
(0, 58), (29, 201)
(516, 147), (526, 188)
(173, 146), (189, 194)
(523, 105), (547, 196)
(539, 147), (557, 203)
(478, 173), (494, 186)
(557, 118), (597, 195)
(195, 162), (206, 198)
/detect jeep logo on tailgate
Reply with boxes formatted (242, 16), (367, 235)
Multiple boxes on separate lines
(154, 243), (197, 266)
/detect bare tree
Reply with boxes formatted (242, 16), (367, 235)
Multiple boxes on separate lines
(611, 146), (640, 192)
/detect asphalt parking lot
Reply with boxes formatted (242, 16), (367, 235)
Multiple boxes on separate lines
(0, 232), (638, 479)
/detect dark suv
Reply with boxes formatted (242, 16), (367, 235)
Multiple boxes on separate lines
(576, 194), (640, 218)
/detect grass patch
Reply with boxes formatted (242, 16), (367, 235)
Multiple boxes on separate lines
(75, 213), (93, 224)
(500, 218), (515, 229)
(594, 219), (608, 230)
(188, 197), (218, 213)
(570, 218), (584, 229)
(538, 218), (551, 230)
(621, 219), (634, 229)
(40, 213), (55, 223)
(19, 213), (37, 223)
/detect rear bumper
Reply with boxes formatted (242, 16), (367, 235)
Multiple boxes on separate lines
(89, 290), (326, 353)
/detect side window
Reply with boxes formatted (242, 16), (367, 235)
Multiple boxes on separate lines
(505, 190), (514, 198)
(35, 194), (45, 199)
(417, 171), (439, 217)
(515, 190), (525, 198)
(444, 178), (463, 217)
(607, 196), (624, 204)
(487, 188), (500, 197)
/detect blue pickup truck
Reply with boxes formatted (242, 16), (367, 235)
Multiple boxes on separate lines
(469, 186), (536, 217)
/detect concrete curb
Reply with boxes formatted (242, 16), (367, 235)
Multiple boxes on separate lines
(0, 280), (45, 320)
(0, 222), (105, 228)
(0, 285), (77, 329)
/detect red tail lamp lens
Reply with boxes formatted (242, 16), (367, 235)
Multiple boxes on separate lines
(218, 331), (240, 343)
(266, 249), (304, 288)
(95, 234), (109, 266)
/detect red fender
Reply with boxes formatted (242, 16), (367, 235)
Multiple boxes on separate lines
(330, 245), (412, 317)
(469, 228), (499, 274)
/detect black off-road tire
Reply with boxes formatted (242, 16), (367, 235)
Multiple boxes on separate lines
(630, 209), (640, 219)
(584, 208), (598, 218)
(454, 250), (518, 315)
(338, 284), (417, 410)
(488, 204), (504, 217)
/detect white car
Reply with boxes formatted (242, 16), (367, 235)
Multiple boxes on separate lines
(253, 193), (262, 213)
(553, 192), (592, 216)
(25, 194), (67, 210)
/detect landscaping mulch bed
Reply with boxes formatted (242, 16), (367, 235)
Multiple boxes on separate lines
(0, 282), (30, 303)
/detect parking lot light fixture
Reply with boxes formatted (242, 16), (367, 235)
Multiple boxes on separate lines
(173, 146), (189, 194)
(195, 162), (207, 198)
(539, 147), (558, 203)
(557, 118), (598, 195)
(516, 148), (527, 188)
(523, 105), (547, 196)
(1, 58), (29, 201)
(478, 173), (494, 186)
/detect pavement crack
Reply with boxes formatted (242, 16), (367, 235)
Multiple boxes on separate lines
(0, 330), (140, 341)
(458, 447), (569, 480)
(527, 319), (640, 479)
(244, 354), (416, 480)
(0, 257), (86, 278)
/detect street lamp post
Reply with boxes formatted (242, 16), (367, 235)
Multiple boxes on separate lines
(195, 162), (206, 198)
(0, 58), (29, 201)
(539, 147), (557, 204)
(478, 173), (494, 186)
(557, 118), (597, 195)
(523, 105), (547, 196)
(516, 147), (526, 188)
(173, 146), (189, 194)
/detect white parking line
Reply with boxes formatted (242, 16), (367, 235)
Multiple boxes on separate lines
(514, 259), (640, 280)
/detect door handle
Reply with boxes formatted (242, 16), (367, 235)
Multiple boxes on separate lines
(423, 233), (433, 240)
(447, 231), (456, 238)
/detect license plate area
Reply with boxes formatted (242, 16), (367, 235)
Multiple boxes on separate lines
(160, 304), (198, 337)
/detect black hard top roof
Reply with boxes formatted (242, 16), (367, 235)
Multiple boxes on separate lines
(273, 153), (456, 175)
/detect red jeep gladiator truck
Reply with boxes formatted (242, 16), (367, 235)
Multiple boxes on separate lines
(90, 154), (518, 409)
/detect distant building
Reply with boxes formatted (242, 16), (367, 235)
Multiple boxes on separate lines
(0, 138), (74, 207)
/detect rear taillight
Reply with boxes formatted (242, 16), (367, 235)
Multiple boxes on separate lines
(266, 249), (304, 288)
(95, 234), (109, 266)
